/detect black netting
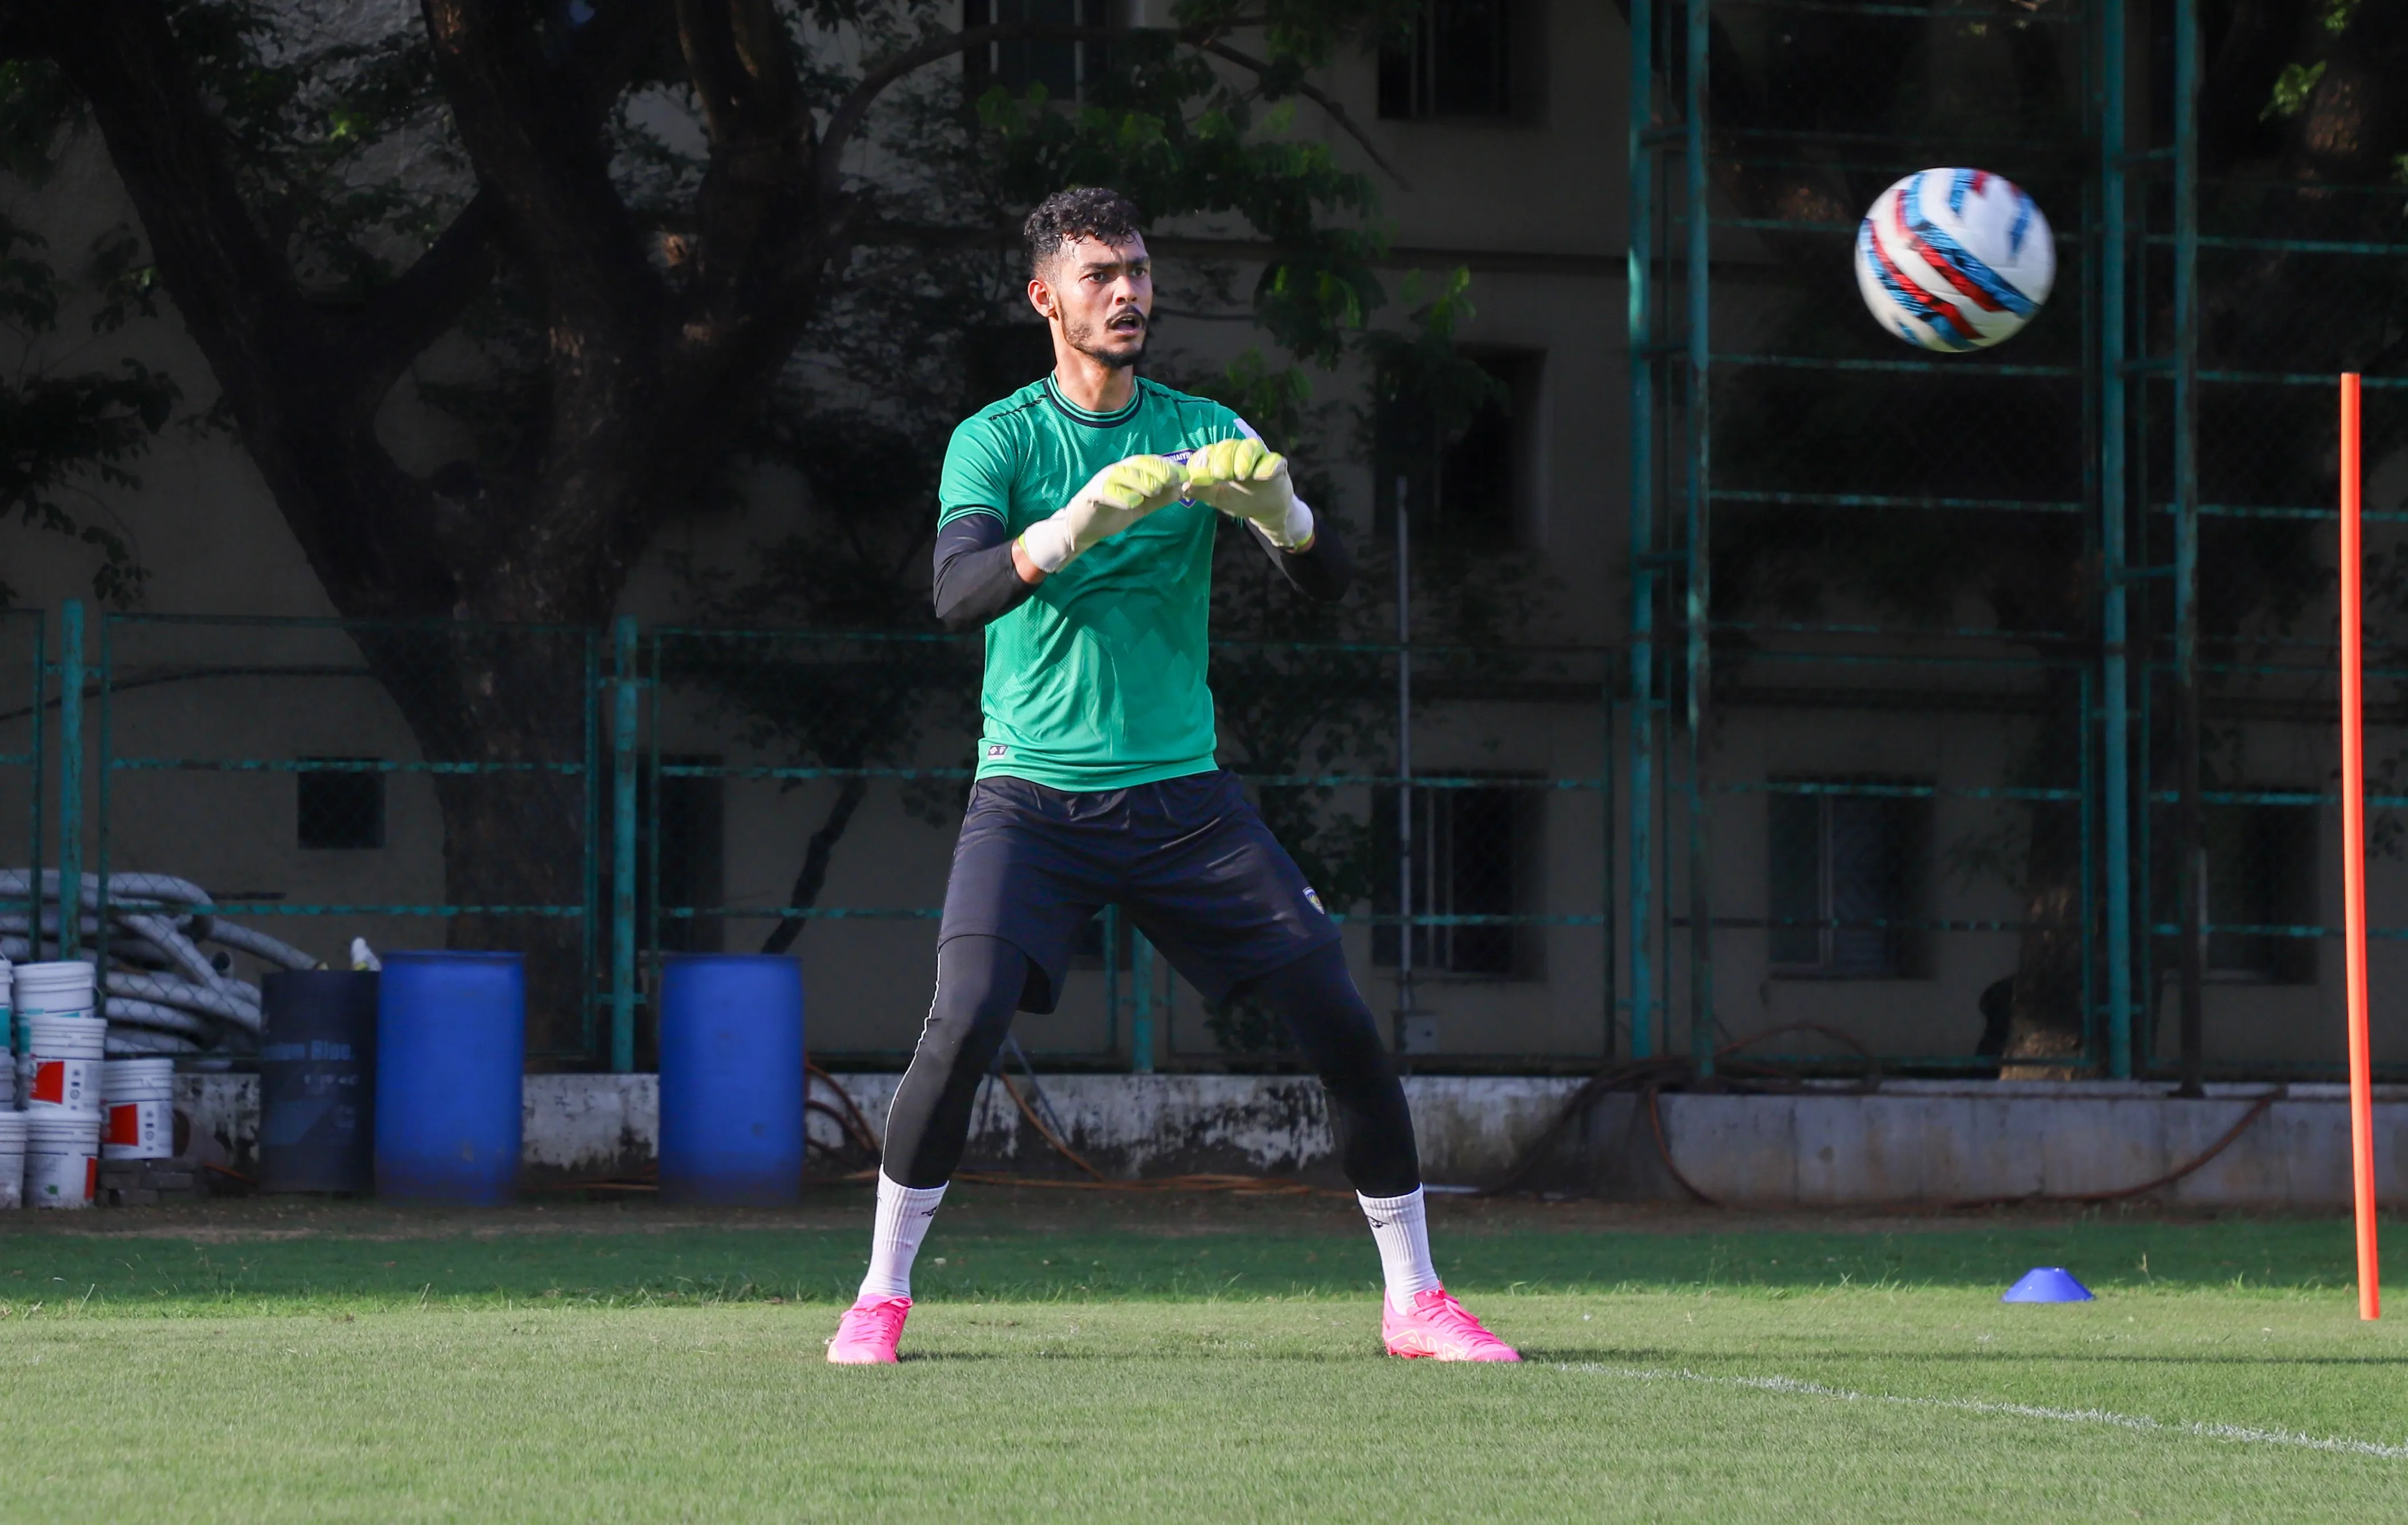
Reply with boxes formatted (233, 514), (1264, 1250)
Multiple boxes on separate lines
(0, 610), (43, 938)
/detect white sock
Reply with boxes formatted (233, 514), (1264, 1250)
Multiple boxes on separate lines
(1358, 1186), (1442, 1311)
(858, 1171), (948, 1302)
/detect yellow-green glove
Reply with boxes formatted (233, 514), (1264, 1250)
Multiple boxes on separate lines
(1183, 436), (1315, 549)
(1018, 454), (1188, 573)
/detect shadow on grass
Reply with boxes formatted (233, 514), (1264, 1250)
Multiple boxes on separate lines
(0, 1216), (2376, 1314)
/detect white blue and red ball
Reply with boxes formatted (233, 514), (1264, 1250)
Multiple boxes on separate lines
(1853, 168), (2055, 352)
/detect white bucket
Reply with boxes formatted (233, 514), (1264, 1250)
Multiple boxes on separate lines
(102, 1058), (175, 1160)
(0, 1109), (25, 1210)
(25, 1111), (100, 1208)
(25, 1015), (107, 1113)
(14, 960), (96, 1019)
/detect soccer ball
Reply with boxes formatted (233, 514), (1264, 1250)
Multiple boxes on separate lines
(1853, 168), (2054, 352)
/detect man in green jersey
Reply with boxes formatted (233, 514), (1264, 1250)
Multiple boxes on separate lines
(828, 188), (1516, 1366)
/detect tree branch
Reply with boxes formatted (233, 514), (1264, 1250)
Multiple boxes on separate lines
(677, 0), (803, 147)
(820, 23), (1079, 205)
(422, 0), (690, 612)
(347, 2), (665, 384)
(1199, 39), (1411, 190)
(819, 23), (1411, 201)
(335, 191), (504, 387)
(757, 773), (868, 955)
(676, 0), (817, 330)
(420, 0), (662, 340)
(816, 23), (1226, 201)
(26, 2), (326, 395)
(799, 19), (1412, 389)
(22, 0), (462, 613)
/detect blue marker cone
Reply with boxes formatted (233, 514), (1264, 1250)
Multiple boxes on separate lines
(2002, 1267), (2094, 1303)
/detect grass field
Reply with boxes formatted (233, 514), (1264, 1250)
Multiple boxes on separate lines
(1, 1189), (2400, 1521)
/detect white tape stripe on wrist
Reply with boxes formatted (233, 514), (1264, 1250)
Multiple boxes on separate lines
(1270, 497), (1315, 549)
(1021, 517), (1076, 573)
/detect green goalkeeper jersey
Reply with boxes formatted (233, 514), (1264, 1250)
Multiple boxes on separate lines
(939, 374), (1251, 792)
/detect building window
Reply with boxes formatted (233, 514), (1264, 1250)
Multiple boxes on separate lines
(1373, 778), (1541, 978)
(1767, 782), (1930, 978)
(598, 753), (727, 953)
(964, 0), (1114, 102)
(1378, 0), (1538, 121)
(2203, 801), (2317, 984)
(297, 759), (385, 850)
(1374, 349), (1543, 549)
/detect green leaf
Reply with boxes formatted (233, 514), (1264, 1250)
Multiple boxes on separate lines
(2262, 61), (2326, 122)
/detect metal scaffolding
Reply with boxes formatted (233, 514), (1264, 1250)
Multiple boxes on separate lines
(1628, 0), (2408, 1081)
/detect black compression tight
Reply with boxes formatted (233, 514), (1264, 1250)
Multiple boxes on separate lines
(880, 935), (1421, 1197)
(881, 936), (1027, 1189)
(1238, 941), (1422, 1195)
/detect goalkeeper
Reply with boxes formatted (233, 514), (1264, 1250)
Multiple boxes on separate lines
(827, 188), (1516, 1365)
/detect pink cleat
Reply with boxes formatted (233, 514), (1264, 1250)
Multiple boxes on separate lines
(827, 1295), (912, 1364)
(1382, 1288), (1521, 1362)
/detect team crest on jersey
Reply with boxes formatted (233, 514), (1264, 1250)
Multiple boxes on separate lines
(1303, 886), (1325, 914)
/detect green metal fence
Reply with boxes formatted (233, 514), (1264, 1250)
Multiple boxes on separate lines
(1630, 0), (2408, 1082)
(26, 605), (1628, 1074)
(20, 587), (2405, 1081)
(628, 623), (1618, 1072)
(90, 613), (606, 1060)
(11, 4), (2402, 1082)
(1, 608), (45, 963)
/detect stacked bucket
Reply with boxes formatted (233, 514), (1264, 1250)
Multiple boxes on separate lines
(1, 956), (174, 1210)
(6, 956), (103, 1207)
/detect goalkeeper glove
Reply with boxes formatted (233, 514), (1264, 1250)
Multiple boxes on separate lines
(1183, 436), (1316, 550)
(1018, 454), (1189, 573)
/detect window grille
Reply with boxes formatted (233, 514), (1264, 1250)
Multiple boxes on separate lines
(1767, 782), (1929, 979)
(2201, 801), (2317, 985)
(1374, 778), (1541, 978)
(297, 759), (385, 851)
(964, 0), (1115, 103)
(1377, 0), (1526, 120)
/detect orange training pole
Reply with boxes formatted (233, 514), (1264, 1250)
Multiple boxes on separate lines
(2341, 371), (2381, 1321)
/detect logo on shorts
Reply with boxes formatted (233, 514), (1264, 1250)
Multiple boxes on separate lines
(1303, 886), (1325, 914)
(986, 743), (1010, 759)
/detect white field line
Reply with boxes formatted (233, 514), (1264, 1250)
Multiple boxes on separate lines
(1554, 1363), (2408, 1461)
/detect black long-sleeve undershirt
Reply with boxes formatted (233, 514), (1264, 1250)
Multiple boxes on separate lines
(931, 509), (1354, 632)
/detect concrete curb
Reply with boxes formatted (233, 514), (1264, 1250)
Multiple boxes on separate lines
(176, 1073), (2407, 1207)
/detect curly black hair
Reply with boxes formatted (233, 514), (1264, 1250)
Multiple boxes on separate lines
(1024, 187), (1145, 277)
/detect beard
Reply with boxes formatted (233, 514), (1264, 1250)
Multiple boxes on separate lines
(1066, 311), (1147, 370)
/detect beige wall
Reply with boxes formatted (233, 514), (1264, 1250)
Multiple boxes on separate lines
(0, 6), (2374, 1072)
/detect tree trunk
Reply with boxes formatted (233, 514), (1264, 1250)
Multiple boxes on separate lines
(759, 774), (870, 956)
(357, 624), (599, 1058)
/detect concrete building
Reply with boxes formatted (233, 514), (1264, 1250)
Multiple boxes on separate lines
(0, 0), (2395, 1077)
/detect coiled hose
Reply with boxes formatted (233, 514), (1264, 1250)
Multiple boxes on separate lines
(2, 869), (317, 1056)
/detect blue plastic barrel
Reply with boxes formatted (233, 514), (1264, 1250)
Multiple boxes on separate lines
(374, 951), (525, 1204)
(658, 954), (805, 1206)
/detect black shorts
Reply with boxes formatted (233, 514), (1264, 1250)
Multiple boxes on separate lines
(938, 769), (1342, 1013)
